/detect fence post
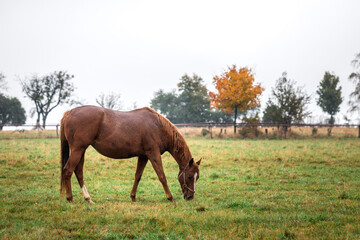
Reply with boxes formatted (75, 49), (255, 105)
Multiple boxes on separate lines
(358, 125), (360, 138)
(56, 124), (59, 138)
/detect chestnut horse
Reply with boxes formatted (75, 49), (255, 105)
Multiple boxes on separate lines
(60, 105), (201, 203)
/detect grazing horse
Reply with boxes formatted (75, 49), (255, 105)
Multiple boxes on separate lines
(60, 105), (201, 203)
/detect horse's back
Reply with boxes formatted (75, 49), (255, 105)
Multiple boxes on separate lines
(94, 107), (166, 158)
(62, 105), (168, 158)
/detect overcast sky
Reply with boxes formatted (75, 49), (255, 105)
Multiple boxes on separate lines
(1, 0), (360, 124)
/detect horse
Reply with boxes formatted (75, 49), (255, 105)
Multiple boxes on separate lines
(60, 105), (201, 203)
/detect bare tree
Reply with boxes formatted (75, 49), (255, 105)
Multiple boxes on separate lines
(349, 52), (360, 115)
(22, 75), (42, 127)
(96, 92), (123, 110)
(131, 101), (138, 110)
(0, 73), (7, 93)
(21, 71), (75, 128)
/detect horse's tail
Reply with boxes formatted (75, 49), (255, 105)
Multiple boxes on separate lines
(60, 111), (70, 195)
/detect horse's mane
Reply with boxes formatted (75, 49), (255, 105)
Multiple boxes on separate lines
(145, 107), (191, 162)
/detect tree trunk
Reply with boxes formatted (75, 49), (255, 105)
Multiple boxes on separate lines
(233, 107), (238, 134)
(328, 115), (334, 136)
(42, 114), (47, 129)
(327, 127), (332, 137)
(0, 125), (3, 131)
(36, 112), (40, 125)
(34, 112), (41, 130)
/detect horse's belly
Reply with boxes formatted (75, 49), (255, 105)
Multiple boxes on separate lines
(92, 141), (143, 159)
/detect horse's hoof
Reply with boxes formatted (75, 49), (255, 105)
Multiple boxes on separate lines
(131, 197), (136, 202)
(85, 198), (95, 204)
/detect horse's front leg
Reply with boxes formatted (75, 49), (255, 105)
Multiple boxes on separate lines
(130, 156), (148, 202)
(147, 152), (174, 202)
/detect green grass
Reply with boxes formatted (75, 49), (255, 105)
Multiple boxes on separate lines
(0, 137), (360, 239)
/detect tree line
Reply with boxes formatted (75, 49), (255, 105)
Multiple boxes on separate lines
(0, 52), (359, 130)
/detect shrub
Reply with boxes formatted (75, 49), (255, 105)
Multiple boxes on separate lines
(201, 128), (209, 136)
(312, 127), (318, 136)
(238, 127), (262, 138)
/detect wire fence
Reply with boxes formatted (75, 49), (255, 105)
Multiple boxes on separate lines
(1, 123), (359, 139)
(174, 123), (359, 128)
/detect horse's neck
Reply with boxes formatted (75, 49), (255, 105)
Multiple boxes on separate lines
(170, 136), (192, 171)
(160, 117), (192, 170)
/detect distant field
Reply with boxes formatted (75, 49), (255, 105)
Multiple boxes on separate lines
(0, 130), (59, 140)
(179, 126), (359, 139)
(0, 135), (359, 239)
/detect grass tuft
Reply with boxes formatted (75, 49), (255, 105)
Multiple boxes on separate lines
(338, 191), (350, 200)
(196, 206), (206, 212)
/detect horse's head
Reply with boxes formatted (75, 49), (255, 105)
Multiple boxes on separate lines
(178, 158), (201, 200)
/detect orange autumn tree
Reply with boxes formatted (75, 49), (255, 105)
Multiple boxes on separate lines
(209, 65), (264, 133)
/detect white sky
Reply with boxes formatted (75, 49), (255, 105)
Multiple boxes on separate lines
(1, 0), (360, 124)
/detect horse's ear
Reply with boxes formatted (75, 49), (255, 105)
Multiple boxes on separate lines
(189, 158), (194, 167)
(196, 158), (202, 166)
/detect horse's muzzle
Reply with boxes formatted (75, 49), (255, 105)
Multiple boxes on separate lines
(183, 192), (194, 201)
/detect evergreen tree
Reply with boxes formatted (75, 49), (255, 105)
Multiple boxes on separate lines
(262, 72), (311, 124)
(0, 94), (26, 130)
(316, 72), (342, 124)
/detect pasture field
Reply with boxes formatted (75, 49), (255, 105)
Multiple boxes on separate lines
(0, 135), (360, 239)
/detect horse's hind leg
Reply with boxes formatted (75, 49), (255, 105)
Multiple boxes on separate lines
(75, 152), (94, 204)
(130, 156), (148, 202)
(63, 147), (85, 203)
